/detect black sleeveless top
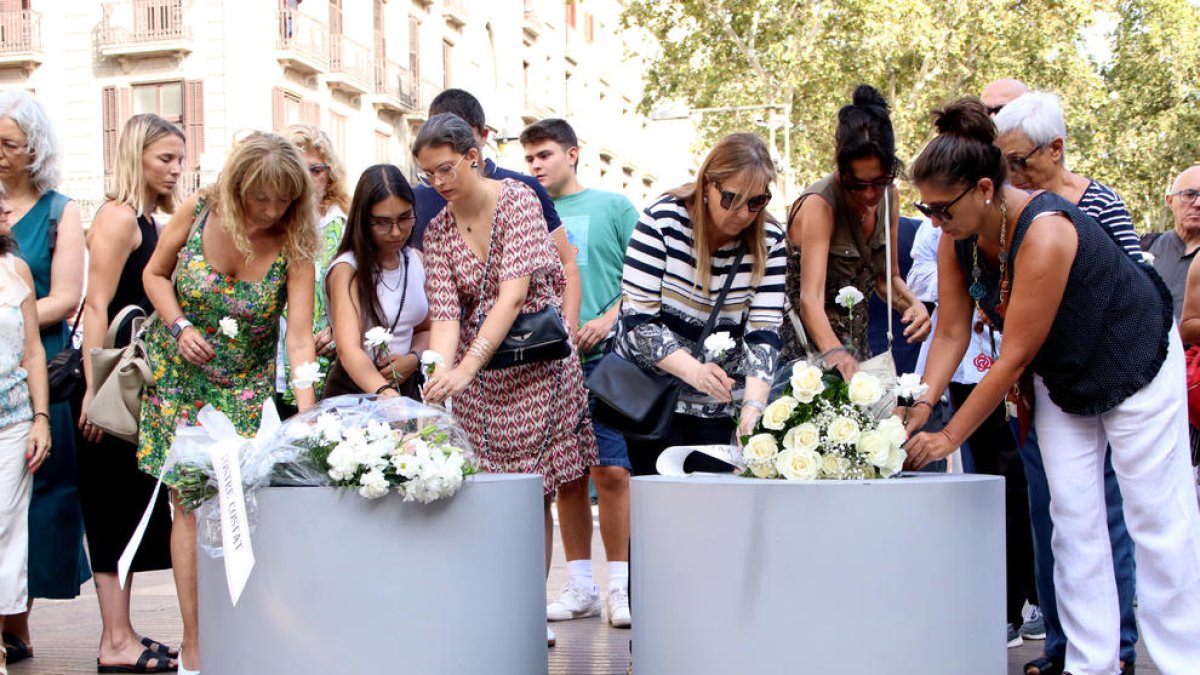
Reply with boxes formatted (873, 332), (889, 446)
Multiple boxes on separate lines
(107, 213), (158, 349)
(954, 191), (1172, 415)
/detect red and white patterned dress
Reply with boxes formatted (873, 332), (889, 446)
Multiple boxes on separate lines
(424, 179), (597, 493)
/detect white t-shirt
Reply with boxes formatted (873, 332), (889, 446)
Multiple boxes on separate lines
(328, 249), (428, 356)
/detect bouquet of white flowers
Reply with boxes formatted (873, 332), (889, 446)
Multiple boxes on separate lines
(741, 359), (908, 480)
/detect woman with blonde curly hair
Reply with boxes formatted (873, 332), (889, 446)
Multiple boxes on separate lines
(138, 130), (319, 675)
(276, 124), (350, 405)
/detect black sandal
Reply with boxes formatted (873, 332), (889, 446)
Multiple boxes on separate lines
(0, 633), (30, 665)
(97, 648), (177, 673)
(1120, 661), (1135, 675)
(1024, 655), (1064, 675)
(140, 637), (179, 659)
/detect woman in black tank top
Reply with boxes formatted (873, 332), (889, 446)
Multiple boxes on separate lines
(72, 114), (185, 673)
(902, 98), (1200, 675)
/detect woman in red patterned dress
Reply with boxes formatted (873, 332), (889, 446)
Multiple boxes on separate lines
(416, 114), (597, 644)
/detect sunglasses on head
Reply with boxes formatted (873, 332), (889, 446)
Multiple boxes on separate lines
(913, 183), (976, 221)
(713, 180), (772, 213)
(841, 174), (894, 192)
(986, 104), (1005, 116)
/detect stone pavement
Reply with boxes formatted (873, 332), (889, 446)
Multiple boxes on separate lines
(8, 507), (1159, 675)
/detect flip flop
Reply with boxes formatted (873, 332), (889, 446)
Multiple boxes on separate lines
(0, 633), (30, 664)
(97, 648), (177, 673)
(140, 637), (179, 659)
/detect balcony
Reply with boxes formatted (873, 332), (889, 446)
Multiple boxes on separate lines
(98, 0), (191, 62)
(327, 34), (373, 96)
(0, 10), (42, 72)
(522, 84), (554, 123)
(370, 58), (418, 114)
(276, 9), (329, 75)
(443, 0), (466, 29)
(522, 0), (542, 41)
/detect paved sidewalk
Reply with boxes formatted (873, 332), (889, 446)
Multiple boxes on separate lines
(8, 509), (1159, 675)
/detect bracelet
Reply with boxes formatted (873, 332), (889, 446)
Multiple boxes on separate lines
(375, 384), (397, 395)
(911, 399), (933, 411)
(819, 346), (850, 360)
(32, 411), (50, 422)
(741, 399), (766, 412)
(466, 336), (495, 363)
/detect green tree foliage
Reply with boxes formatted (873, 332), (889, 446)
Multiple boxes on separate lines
(623, 0), (1198, 230)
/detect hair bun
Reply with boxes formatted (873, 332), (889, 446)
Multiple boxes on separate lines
(932, 98), (996, 145)
(852, 84), (889, 112)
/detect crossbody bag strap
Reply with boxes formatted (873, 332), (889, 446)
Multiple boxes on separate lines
(689, 245), (746, 358)
(141, 198), (210, 336)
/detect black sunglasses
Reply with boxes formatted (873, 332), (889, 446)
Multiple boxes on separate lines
(1006, 145), (1043, 172)
(986, 104), (1005, 116)
(713, 181), (771, 213)
(842, 174), (894, 192)
(913, 184), (975, 221)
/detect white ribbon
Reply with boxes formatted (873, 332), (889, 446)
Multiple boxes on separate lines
(655, 445), (742, 477)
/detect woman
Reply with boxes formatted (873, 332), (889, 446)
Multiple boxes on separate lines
(902, 98), (1200, 675)
(0, 90), (88, 664)
(0, 187), (50, 675)
(75, 114), (183, 672)
(782, 85), (929, 378)
(323, 164), (429, 398)
(276, 124), (350, 406)
(415, 114), (596, 647)
(139, 131), (320, 674)
(615, 132), (787, 475)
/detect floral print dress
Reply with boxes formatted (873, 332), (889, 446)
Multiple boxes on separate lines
(138, 210), (288, 485)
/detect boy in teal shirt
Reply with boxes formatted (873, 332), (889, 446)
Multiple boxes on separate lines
(522, 118), (637, 630)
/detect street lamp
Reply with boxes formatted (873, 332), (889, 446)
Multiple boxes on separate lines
(649, 102), (793, 205)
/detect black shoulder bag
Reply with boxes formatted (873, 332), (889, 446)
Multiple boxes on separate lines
(587, 246), (745, 441)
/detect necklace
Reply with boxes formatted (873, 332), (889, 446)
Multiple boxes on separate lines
(969, 199), (1011, 321)
(380, 250), (409, 327)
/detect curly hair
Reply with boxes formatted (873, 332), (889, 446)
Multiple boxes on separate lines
(283, 123), (351, 216)
(0, 90), (60, 195)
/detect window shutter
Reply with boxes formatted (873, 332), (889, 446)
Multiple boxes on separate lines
(117, 87), (131, 128)
(184, 79), (205, 170)
(272, 87), (286, 132)
(102, 85), (117, 175)
(301, 100), (320, 126)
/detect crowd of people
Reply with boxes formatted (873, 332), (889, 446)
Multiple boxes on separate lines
(0, 75), (1197, 675)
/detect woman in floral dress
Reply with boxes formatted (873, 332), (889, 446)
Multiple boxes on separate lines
(138, 131), (319, 674)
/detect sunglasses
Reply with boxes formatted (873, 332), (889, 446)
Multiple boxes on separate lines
(986, 104), (1005, 116)
(713, 181), (771, 213)
(841, 174), (894, 192)
(913, 183), (975, 221)
(307, 163), (330, 176)
(1006, 145), (1043, 172)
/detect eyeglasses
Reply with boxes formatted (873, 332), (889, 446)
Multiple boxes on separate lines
(1006, 145), (1043, 172)
(986, 105), (1005, 116)
(0, 140), (29, 157)
(307, 163), (330, 176)
(1170, 189), (1200, 205)
(913, 184), (975, 222)
(420, 156), (467, 186)
(712, 180), (771, 213)
(369, 213), (416, 233)
(841, 174), (894, 192)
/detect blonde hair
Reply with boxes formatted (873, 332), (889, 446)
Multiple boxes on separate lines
(283, 123), (351, 216)
(665, 132), (776, 288)
(209, 130), (319, 263)
(106, 114), (185, 216)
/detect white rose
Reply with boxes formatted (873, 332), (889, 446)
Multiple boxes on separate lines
(790, 363), (826, 403)
(826, 416), (861, 445)
(761, 396), (798, 430)
(835, 286), (865, 309)
(861, 464), (878, 479)
(857, 430), (891, 467)
(775, 448), (821, 480)
(896, 373), (928, 401)
(877, 416), (908, 448)
(848, 372), (883, 407)
(742, 433), (780, 465)
(748, 461), (779, 478)
(703, 331), (737, 360)
(881, 445), (907, 477)
(782, 422), (821, 452)
(218, 316), (239, 339)
(291, 361), (323, 390)
(363, 326), (394, 350)
(820, 453), (849, 478)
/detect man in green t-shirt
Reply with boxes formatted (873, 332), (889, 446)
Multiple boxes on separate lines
(522, 118), (638, 630)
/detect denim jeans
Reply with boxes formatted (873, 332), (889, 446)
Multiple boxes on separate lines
(1018, 425), (1139, 664)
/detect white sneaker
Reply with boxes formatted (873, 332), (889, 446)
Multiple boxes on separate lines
(546, 625), (556, 648)
(607, 587), (631, 628)
(547, 579), (601, 621)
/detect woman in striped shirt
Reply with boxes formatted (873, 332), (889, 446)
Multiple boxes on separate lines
(615, 133), (787, 475)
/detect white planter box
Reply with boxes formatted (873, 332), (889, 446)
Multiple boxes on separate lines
(631, 473), (1006, 675)
(197, 474), (547, 674)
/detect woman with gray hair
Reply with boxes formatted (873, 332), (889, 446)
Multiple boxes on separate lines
(0, 90), (88, 666)
(414, 113), (596, 649)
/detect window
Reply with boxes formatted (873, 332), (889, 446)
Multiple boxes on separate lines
(106, 80), (204, 174)
(375, 131), (390, 163)
(409, 17), (420, 84)
(132, 81), (183, 123)
(272, 87), (318, 131)
(329, 112), (346, 157)
(443, 39), (452, 89)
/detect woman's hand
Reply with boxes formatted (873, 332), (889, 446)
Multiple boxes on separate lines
(904, 430), (955, 470)
(901, 301), (932, 343)
(176, 326), (216, 366)
(738, 405), (761, 437)
(314, 326), (335, 356)
(78, 389), (106, 443)
(686, 362), (735, 403)
(27, 415), (51, 472)
(424, 365), (474, 405)
(376, 352), (418, 383)
(824, 349), (859, 381)
(896, 401), (933, 435)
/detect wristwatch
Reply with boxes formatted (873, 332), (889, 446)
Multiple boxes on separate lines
(169, 317), (193, 339)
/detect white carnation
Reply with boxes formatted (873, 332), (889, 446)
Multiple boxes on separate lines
(364, 326), (394, 350)
(896, 373), (928, 401)
(835, 286), (864, 309)
(703, 331), (737, 360)
(761, 396), (798, 430)
(357, 469), (390, 499)
(291, 361), (323, 390)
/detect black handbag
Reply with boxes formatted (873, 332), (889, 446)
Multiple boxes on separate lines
(476, 216), (570, 370)
(47, 300), (85, 403)
(587, 246), (745, 441)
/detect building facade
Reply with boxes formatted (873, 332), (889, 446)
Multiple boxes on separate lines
(0, 0), (691, 222)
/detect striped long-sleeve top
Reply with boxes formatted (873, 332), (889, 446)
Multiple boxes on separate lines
(1077, 180), (1142, 261)
(615, 195), (788, 418)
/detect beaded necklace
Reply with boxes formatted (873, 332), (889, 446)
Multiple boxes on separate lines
(968, 199), (1011, 324)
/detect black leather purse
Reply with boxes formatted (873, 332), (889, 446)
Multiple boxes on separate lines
(47, 301), (85, 403)
(587, 247), (745, 441)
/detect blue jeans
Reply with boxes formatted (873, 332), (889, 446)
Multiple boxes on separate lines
(582, 359), (632, 470)
(1018, 425), (1138, 663)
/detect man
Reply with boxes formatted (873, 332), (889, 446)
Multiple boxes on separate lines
(411, 89), (582, 336)
(1151, 165), (1200, 320)
(521, 118), (636, 630)
(993, 89), (1141, 675)
(981, 78), (1030, 115)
